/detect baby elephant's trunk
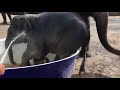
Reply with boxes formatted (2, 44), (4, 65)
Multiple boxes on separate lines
(5, 39), (17, 65)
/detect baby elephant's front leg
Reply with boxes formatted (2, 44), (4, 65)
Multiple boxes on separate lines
(21, 50), (33, 66)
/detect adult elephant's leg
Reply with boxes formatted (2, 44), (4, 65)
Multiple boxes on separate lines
(1, 12), (7, 24)
(6, 13), (12, 22)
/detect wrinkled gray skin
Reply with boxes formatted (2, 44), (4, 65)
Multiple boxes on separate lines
(5, 12), (90, 74)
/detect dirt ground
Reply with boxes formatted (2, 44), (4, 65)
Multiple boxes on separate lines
(0, 15), (120, 78)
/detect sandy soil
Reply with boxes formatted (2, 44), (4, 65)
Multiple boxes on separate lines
(0, 15), (120, 78)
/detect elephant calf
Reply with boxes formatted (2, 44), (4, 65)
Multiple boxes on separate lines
(5, 12), (90, 74)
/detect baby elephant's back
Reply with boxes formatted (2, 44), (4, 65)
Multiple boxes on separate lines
(39, 12), (88, 40)
(39, 12), (88, 54)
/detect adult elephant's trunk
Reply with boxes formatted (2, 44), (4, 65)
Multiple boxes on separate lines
(93, 12), (120, 55)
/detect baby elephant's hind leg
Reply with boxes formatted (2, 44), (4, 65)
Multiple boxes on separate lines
(79, 33), (90, 76)
(79, 44), (91, 58)
(79, 40), (89, 76)
(79, 45), (87, 77)
(78, 33), (91, 58)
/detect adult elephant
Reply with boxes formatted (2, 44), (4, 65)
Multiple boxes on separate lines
(76, 12), (120, 58)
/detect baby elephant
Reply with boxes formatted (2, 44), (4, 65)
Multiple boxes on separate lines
(5, 12), (90, 74)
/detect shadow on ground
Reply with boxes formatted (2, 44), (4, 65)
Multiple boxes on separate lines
(72, 72), (110, 78)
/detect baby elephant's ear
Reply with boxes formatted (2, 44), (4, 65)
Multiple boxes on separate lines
(19, 17), (32, 32)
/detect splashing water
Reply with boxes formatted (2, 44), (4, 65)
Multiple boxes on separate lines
(0, 32), (26, 64)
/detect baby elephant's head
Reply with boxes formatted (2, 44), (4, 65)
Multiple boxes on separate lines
(5, 15), (32, 48)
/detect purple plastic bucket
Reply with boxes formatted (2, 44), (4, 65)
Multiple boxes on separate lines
(0, 50), (79, 78)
